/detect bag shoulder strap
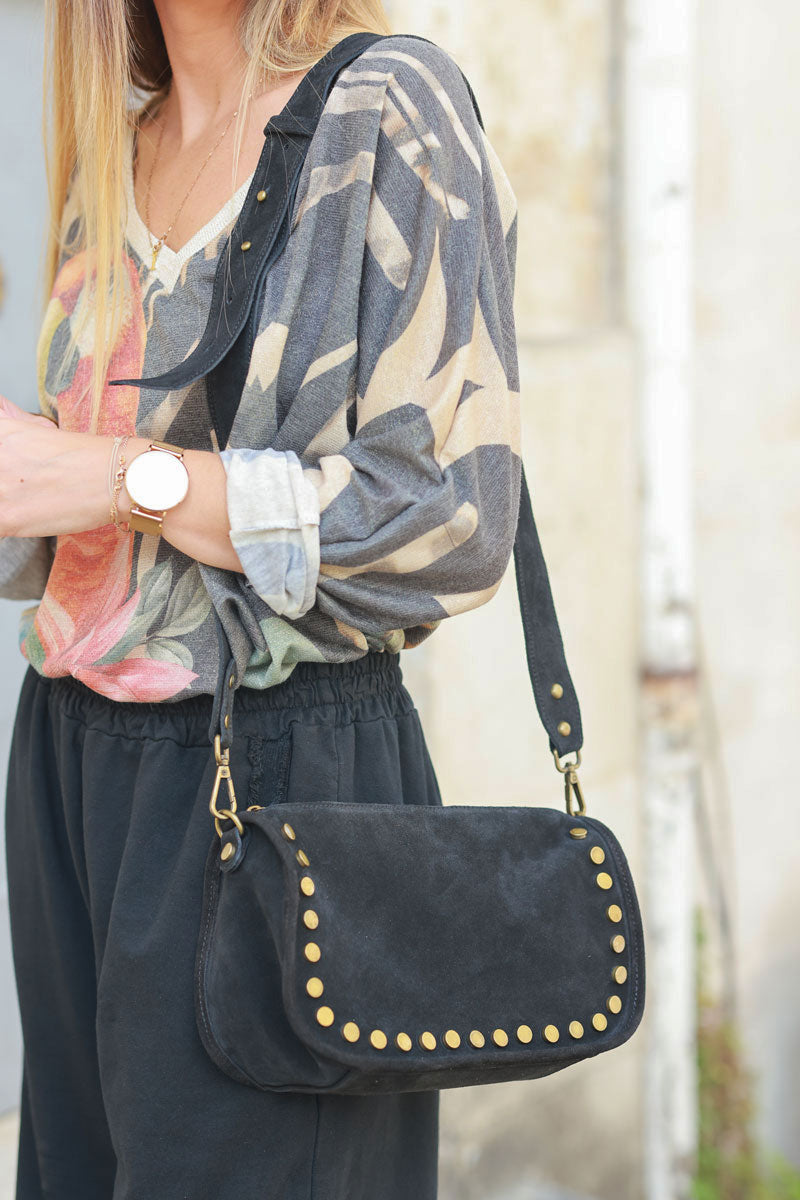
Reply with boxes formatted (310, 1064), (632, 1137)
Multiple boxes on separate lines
(127, 30), (583, 772)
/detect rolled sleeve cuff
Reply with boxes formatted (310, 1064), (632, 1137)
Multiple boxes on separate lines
(219, 447), (320, 619)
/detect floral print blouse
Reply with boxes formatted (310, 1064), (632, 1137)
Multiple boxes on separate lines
(0, 34), (522, 702)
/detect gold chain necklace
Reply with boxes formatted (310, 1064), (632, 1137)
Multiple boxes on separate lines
(142, 91), (245, 271)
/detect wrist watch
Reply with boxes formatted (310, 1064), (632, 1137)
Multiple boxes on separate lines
(124, 440), (190, 536)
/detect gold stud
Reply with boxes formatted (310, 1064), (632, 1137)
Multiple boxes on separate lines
(590, 846), (606, 864)
(370, 1029), (387, 1050)
(247, 805), (264, 811)
(342, 1021), (360, 1042)
(557, 721), (571, 737)
(551, 683), (564, 699)
(596, 872), (613, 890)
(569, 827), (588, 839)
(492, 1028), (509, 1047)
(607, 904), (623, 922)
(469, 1030), (485, 1048)
(300, 875), (315, 896)
(613, 965), (628, 985)
(306, 977), (323, 998)
(543, 1024), (559, 1043)
(444, 1029), (461, 1049)
(220, 842), (234, 862)
(257, 190), (267, 202)
(304, 942), (321, 962)
(296, 849), (310, 867)
(607, 995), (623, 1014)
(592, 1012), (608, 1031)
(224, 713), (230, 728)
(611, 934), (626, 953)
(569, 1020), (584, 1039)
(395, 1032), (412, 1052)
(228, 673), (235, 688)
(302, 910), (319, 930)
(516, 1024), (533, 1044)
(316, 1005), (334, 1027)
(281, 822), (296, 841)
(241, 240), (252, 251)
(419, 1031), (437, 1051)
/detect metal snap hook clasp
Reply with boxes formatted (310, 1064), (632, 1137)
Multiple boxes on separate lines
(210, 732), (244, 838)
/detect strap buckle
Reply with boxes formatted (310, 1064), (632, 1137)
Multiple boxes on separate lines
(552, 748), (586, 816)
(210, 733), (244, 838)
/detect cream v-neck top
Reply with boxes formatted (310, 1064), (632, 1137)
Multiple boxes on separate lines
(0, 34), (522, 703)
(123, 124), (256, 291)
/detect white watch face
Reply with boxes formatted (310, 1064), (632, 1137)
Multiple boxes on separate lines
(125, 448), (189, 511)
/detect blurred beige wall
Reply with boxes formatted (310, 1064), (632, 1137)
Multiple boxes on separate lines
(386, 3), (646, 1198)
(695, 0), (800, 1163)
(387, 0), (800, 1195)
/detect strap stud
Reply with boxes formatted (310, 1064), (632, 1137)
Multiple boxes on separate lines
(543, 1024), (559, 1043)
(592, 1012), (608, 1031)
(613, 965), (628, 984)
(569, 1020), (584, 1038)
(241, 240), (252, 251)
(607, 995), (623, 1014)
(557, 720), (571, 737)
(551, 683), (564, 699)
(257, 190), (267, 202)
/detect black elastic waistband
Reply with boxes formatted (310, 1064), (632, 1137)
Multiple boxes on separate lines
(37, 650), (406, 737)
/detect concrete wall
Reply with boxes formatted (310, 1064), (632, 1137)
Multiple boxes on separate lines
(384, 3), (648, 1197)
(695, 0), (800, 1165)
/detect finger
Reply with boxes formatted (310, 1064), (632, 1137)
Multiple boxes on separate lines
(0, 396), (36, 420)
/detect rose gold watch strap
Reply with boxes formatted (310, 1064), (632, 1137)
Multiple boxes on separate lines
(149, 440), (185, 459)
(128, 505), (165, 536)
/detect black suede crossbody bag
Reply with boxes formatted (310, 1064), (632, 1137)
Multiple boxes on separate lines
(133, 31), (646, 1094)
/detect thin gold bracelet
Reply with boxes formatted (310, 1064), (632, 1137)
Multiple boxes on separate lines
(110, 435), (132, 534)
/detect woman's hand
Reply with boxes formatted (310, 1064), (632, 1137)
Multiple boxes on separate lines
(0, 395), (115, 537)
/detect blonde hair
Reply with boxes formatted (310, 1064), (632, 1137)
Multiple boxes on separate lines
(42, 0), (393, 432)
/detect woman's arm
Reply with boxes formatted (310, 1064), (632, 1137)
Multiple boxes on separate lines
(215, 39), (522, 642)
(0, 411), (246, 573)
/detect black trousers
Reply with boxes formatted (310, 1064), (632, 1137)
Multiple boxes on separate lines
(5, 653), (441, 1199)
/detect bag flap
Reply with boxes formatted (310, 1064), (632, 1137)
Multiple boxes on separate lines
(237, 801), (645, 1075)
